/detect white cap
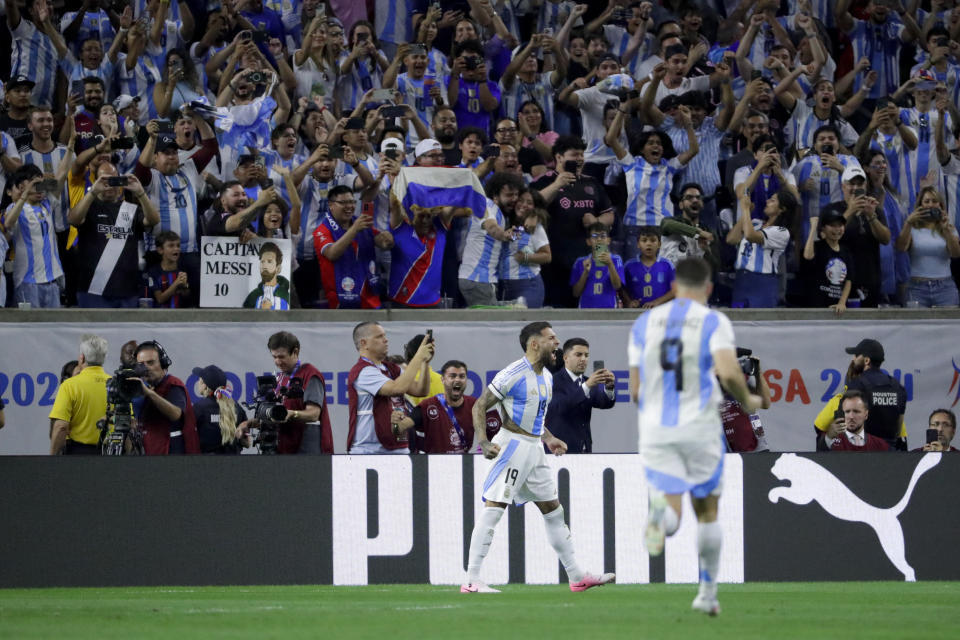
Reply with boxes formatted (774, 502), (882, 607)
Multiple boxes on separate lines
(841, 165), (867, 183)
(414, 138), (442, 158)
(381, 137), (405, 153)
(113, 94), (141, 111)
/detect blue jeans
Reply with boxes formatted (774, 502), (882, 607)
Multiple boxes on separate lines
(907, 277), (960, 307)
(502, 276), (545, 308)
(15, 281), (60, 308)
(731, 271), (780, 308)
(76, 292), (139, 308)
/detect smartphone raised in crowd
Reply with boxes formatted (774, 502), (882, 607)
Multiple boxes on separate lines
(106, 176), (127, 187)
(593, 360), (605, 372)
(927, 428), (940, 444)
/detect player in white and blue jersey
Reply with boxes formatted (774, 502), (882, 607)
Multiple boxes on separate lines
(2, 165), (64, 308)
(462, 321), (615, 594)
(628, 257), (760, 616)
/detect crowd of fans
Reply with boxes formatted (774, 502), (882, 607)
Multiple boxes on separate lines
(2, 0), (960, 310)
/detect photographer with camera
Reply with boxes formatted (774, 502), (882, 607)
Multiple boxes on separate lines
(49, 334), (110, 455)
(719, 348), (772, 453)
(68, 162), (159, 308)
(192, 365), (251, 454)
(252, 331), (333, 454)
(134, 341), (200, 455)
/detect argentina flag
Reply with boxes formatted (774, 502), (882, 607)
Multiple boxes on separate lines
(391, 167), (488, 222)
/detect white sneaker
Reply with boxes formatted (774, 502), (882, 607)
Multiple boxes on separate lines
(691, 593), (721, 616)
(645, 491), (668, 556)
(460, 582), (501, 593)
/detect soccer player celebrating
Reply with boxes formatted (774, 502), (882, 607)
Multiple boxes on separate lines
(628, 258), (761, 616)
(462, 321), (615, 593)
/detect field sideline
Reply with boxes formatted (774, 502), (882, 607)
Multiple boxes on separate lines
(1, 582), (956, 639)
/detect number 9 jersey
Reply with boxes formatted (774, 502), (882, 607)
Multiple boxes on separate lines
(628, 298), (736, 446)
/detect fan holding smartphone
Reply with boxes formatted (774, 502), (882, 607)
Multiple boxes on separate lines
(543, 337), (617, 454)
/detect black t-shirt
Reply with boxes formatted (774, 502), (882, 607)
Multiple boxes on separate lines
(194, 395), (247, 454)
(203, 208), (248, 237)
(800, 240), (854, 307)
(846, 368), (908, 442)
(827, 201), (887, 291)
(530, 172), (612, 267)
(0, 112), (30, 148)
(442, 146), (462, 166)
(518, 146), (543, 174)
(76, 198), (145, 298)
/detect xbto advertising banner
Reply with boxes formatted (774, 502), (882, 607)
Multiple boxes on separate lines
(0, 453), (955, 588)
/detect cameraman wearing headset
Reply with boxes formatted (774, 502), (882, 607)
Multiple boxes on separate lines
(254, 331), (333, 454)
(135, 341), (200, 455)
(720, 347), (772, 452)
(49, 334), (111, 455)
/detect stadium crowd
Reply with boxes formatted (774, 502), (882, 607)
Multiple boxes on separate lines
(2, 0), (960, 310)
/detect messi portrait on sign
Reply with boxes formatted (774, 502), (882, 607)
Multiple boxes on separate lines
(200, 236), (293, 309)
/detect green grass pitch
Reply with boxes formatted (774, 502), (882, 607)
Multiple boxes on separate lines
(1, 582), (957, 639)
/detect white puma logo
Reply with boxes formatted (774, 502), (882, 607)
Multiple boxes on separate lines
(767, 453), (942, 582)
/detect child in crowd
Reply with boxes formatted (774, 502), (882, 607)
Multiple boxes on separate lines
(145, 231), (195, 308)
(622, 226), (675, 309)
(570, 223), (624, 309)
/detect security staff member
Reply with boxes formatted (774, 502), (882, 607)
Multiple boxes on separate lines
(49, 334), (111, 455)
(844, 338), (908, 449)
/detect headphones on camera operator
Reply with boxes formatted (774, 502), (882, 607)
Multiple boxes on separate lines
(135, 340), (173, 370)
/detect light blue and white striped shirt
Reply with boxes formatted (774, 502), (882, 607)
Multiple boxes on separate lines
(336, 50), (385, 112)
(900, 107), (954, 209)
(784, 100), (859, 151)
(621, 154), (684, 226)
(375, 0), (413, 45)
(4, 199), (64, 287)
(735, 220), (790, 274)
(500, 71), (556, 130)
(60, 55), (116, 101)
(59, 9), (116, 56)
(459, 198), (505, 284)
(18, 144), (72, 233)
(10, 18), (59, 107)
(847, 17), (905, 99)
(792, 153), (861, 235)
(488, 356), (553, 437)
(500, 223), (548, 280)
(145, 168), (199, 253)
(628, 297), (735, 441)
(664, 115), (724, 197)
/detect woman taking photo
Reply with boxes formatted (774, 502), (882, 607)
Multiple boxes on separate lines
(191, 365), (250, 454)
(500, 188), (551, 308)
(895, 186), (960, 307)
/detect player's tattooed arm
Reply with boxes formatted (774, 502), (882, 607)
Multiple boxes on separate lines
(474, 386), (502, 459)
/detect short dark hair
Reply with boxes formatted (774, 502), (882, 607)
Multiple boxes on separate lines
(271, 124), (295, 140)
(929, 408), (957, 430)
(453, 38), (484, 58)
(8, 164), (43, 189)
(404, 334), (426, 362)
(637, 225), (661, 239)
(674, 257), (711, 288)
(259, 241), (282, 264)
(519, 321), (552, 351)
(552, 135), (586, 157)
(328, 185), (353, 201)
(155, 230), (180, 248)
(82, 76), (105, 89)
(588, 222), (610, 236)
(841, 389), (870, 411)
(485, 172), (524, 199)
(456, 126), (488, 146)
(562, 337), (589, 354)
(441, 360), (468, 376)
(812, 124), (840, 143)
(679, 182), (703, 197)
(751, 134), (777, 153)
(267, 331), (300, 354)
(432, 106), (456, 122)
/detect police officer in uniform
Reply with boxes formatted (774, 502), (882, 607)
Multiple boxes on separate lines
(844, 339), (908, 449)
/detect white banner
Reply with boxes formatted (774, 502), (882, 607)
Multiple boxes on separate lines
(199, 236), (293, 309)
(1, 319), (957, 455)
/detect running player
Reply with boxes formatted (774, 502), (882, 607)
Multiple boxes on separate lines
(628, 258), (761, 616)
(461, 321), (615, 593)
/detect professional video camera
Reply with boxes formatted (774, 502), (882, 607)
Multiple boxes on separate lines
(246, 374), (303, 454)
(736, 347), (760, 392)
(97, 365), (148, 455)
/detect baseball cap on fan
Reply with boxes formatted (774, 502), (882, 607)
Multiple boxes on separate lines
(113, 94), (141, 111)
(845, 339), (885, 364)
(912, 69), (937, 91)
(414, 138), (442, 158)
(6, 75), (35, 91)
(841, 165), (867, 183)
(381, 138), (405, 154)
(192, 365), (228, 391)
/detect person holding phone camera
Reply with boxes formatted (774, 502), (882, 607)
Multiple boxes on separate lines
(817, 390), (890, 451)
(895, 185), (960, 306)
(545, 338), (616, 454)
(913, 409), (958, 452)
(720, 348), (772, 453)
(69, 162), (159, 308)
(447, 39), (501, 134)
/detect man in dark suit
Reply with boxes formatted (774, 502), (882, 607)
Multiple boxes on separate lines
(546, 338), (617, 453)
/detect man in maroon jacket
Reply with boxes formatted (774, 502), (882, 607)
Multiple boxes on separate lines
(823, 390), (890, 452)
(392, 360), (503, 453)
(135, 341), (200, 455)
(346, 321), (435, 454)
(262, 331), (334, 454)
